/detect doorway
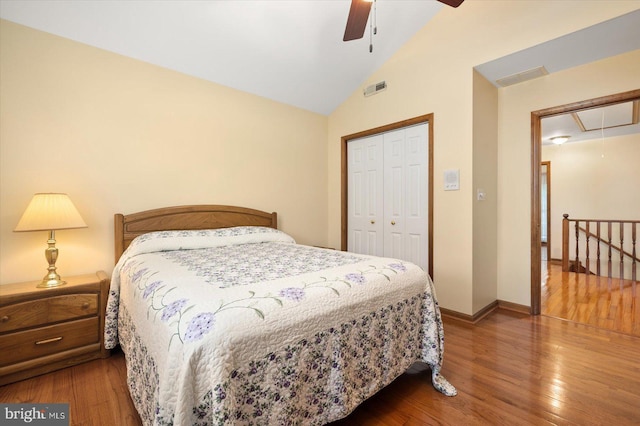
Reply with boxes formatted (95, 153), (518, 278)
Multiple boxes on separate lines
(530, 88), (640, 315)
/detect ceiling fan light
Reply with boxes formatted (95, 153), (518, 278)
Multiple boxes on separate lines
(551, 136), (570, 145)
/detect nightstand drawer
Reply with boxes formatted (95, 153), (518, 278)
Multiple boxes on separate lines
(0, 317), (99, 366)
(0, 294), (98, 333)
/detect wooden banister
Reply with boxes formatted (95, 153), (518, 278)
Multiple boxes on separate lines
(562, 214), (569, 272)
(576, 224), (639, 264)
(562, 214), (640, 281)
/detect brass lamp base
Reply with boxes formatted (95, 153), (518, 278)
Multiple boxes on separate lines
(36, 230), (67, 288)
(37, 273), (67, 288)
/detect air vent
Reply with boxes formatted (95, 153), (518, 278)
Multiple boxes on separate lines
(495, 66), (548, 87)
(364, 81), (387, 97)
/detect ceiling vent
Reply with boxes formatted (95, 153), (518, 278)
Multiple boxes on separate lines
(495, 66), (548, 87)
(364, 81), (387, 97)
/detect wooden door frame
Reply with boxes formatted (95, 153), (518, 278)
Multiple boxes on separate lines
(530, 88), (640, 315)
(541, 161), (551, 261)
(341, 114), (434, 279)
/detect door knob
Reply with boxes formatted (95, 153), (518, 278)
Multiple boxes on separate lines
(370, 220), (375, 224)
(391, 221), (396, 225)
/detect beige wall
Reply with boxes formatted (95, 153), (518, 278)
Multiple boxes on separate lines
(0, 20), (328, 284)
(542, 132), (640, 261)
(2, 2), (639, 315)
(327, 1), (639, 314)
(472, 71), (498, 313)
(497, 49), (640, 306)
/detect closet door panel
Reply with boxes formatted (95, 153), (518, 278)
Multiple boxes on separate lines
(383, 129), (406, 259)
(407, 233), (422, 266)
(389, 232), (404, 260)
(348, 135), (384, 256)
(403, 123), (429, 271)
(348, 142), (365, 254)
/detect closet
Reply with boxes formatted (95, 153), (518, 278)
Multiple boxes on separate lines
(347, 123), (430, 272)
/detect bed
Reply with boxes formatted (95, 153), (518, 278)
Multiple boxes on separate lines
(104, 204), (455, 425)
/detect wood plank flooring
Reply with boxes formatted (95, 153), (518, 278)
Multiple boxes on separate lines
(541, 261), (640, 336)
(0, 346), (140, 426)
(2, 309), (639, 425)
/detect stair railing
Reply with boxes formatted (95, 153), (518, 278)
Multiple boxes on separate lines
(562, 214), (638, 284)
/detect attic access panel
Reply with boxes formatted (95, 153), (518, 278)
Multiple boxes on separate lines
(574, 100), (639, 131)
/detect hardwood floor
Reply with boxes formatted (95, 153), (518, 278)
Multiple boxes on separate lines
(2, 309), (639, 425)
(0, 346), (141, 426)
(541, 260), (639, 337)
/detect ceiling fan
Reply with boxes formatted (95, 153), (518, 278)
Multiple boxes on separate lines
(343, 0), (465, 44)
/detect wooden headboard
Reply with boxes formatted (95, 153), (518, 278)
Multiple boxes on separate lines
(114, 205), (278, 262)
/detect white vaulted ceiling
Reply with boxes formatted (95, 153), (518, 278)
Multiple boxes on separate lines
(1, 1), (639, 117)
(0, 0), (445, 115)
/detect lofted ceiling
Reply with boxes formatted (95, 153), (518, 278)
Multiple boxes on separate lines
(0, 0), (445, 115)
(1, 1), (639, 128)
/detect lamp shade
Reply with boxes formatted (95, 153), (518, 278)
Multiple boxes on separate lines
(14, 193), (87, 232)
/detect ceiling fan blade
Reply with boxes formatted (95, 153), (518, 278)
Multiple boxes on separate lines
(343, 0), (373, 41)
(437, 0), (465, 7)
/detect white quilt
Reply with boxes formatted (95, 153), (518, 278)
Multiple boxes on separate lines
(104, 226), (455, 425)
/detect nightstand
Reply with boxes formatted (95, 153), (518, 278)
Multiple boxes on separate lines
(0, 271), (111, 385)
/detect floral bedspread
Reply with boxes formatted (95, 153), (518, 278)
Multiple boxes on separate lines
(105, 226), (455, 426)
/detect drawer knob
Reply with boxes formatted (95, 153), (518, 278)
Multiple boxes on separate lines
(35, 336), (63, 345)
(81, 302), (90, 309)
(1, 315), (8, 323)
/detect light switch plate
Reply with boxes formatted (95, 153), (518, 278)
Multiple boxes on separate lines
(444, 169), (460, 191)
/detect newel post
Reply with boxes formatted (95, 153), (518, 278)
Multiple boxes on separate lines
(562, 214), (569, 272)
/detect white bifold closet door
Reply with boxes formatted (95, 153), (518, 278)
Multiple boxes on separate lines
(347, 123), (429, 272)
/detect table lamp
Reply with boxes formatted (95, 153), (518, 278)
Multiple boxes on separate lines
(14, 193), (88, 288)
